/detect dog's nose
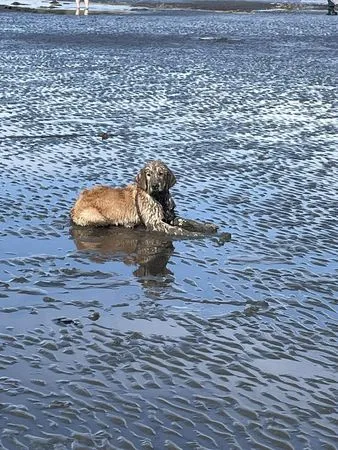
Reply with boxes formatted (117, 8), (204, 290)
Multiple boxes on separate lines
(152, 183), (160, 190)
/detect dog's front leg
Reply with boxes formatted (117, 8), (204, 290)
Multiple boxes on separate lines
(147, 220), (204, 237)
(172, 217), (218, 234)
(137, 192), (203, 237)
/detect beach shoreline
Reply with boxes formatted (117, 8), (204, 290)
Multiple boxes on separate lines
(0, 0), (325, 15)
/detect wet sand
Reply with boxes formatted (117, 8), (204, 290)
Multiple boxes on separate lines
(1, 8), (337, 450)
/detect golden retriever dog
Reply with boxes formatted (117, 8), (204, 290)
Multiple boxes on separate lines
(71, 160), (218, 236)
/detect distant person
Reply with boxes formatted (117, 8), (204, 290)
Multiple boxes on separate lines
(327, 0), (337, 15)
(76, 0), (89, 13)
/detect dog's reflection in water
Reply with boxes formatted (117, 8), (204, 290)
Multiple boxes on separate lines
(70, 226), (174, 288)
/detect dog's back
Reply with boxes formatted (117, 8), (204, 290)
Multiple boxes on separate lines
(71, 185), (140, 227)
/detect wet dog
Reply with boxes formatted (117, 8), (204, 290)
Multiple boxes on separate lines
(71, 160), (218, 236)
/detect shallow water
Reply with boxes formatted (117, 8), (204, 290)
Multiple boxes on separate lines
(1, 9), (338, 450)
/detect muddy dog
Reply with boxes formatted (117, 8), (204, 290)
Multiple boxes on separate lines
(71, 160), (218, 236)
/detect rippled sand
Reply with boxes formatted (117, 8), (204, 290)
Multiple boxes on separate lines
(0, 10), (337, 450)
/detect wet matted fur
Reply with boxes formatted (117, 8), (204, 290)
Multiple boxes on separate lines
(71, 160), (212, 236)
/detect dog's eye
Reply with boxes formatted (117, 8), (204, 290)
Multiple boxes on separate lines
(146, 172), (151, 177)
(158, 172), (164, 177)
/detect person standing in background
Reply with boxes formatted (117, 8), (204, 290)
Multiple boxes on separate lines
(76, 0), (89, 14)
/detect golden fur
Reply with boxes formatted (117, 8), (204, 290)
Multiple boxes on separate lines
(71, 160), (200, 236)
(71, 185), (140, 228)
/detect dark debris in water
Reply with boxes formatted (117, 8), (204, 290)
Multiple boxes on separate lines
(213, 231), (232, 246)
(98, 131), (111, 140)
(53, 317), (83, 327)
(88, 311), (100, 321)
(244, 300), (270, 316)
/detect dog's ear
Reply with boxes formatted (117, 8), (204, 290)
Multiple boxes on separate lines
(166, 169), (176, 189)
(135, 169), (148, 191)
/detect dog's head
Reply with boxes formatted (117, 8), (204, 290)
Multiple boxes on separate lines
(135, 160), (176, 195)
